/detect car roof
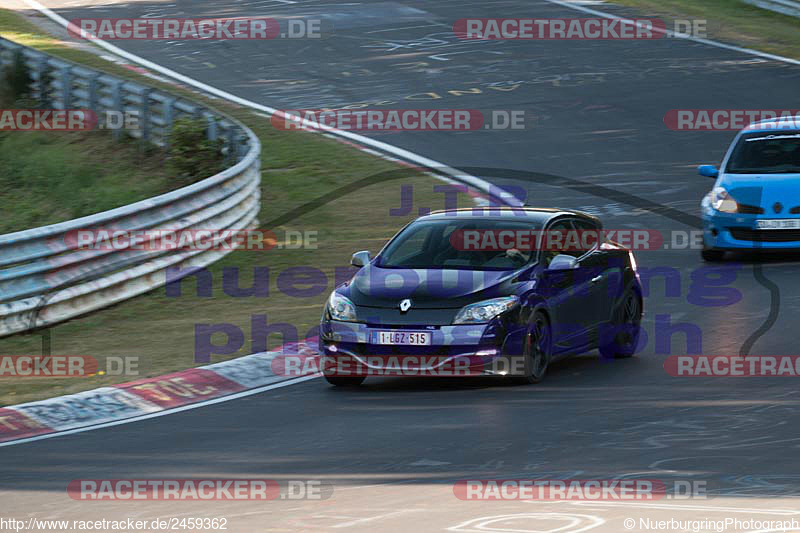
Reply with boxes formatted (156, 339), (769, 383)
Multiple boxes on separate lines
(422, 207), (601, 225)
(744, 115), (800, 133)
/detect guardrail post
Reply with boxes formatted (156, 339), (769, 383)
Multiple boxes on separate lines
(37, 55), (49, 106)
(87, 72), (100, 113)
(227, 128), (237, 161)
(163, 97), (176, 150)
(61, 65), (72, 110)
(236, 135), (247, 161)
(111, 80), (122, 140)
(140, 88), (151, 144)
(204, 111), (218, 142)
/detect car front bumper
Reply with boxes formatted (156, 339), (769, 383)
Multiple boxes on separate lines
(702, 209), (800, 250)
(318, 319), (525, 377)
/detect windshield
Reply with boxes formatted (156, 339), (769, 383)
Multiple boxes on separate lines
(376, 218), (543, 270)
(725, 132), (800, 174)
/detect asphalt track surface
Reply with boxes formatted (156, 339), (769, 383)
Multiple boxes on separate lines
(3, 0), (800, 531)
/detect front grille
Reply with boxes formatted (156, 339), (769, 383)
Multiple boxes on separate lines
(738, 204), (765, 214)
(790, 206), (800, 214)
(729, 227), (800, 242)
(350, 343), (466, 357)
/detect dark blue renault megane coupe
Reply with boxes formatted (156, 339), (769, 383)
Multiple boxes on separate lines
(319, 208), (643, 386)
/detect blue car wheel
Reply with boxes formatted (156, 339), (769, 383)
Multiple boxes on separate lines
(599, 289), (642, 359)
(519, 312), (551, 384)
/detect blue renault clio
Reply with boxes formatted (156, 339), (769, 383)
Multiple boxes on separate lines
(699, 116), (800, 261)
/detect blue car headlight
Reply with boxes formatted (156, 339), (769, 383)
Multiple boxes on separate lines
(710, 186), (739, 214)
(454, 296), (519, 324)
(327, 292), (358, 322)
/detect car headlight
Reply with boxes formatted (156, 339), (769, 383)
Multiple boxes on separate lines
(710, 186), (738, 213)
(453, 296), (518, 324)
(327, 292), (358, 322)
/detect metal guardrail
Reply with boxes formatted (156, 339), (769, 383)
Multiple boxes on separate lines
(742, 0), (800, 18)
(0, 37), (262, 337)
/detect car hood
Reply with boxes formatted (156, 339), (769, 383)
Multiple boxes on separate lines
(345, 264), (520, 309)
(721, 173), (800, 213)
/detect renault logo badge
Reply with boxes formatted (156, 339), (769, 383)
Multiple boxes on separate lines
(400, 299), (412, 312)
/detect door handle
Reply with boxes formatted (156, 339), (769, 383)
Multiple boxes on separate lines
(590, 275), (603, 284)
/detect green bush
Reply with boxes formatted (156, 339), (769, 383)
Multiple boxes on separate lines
(0, 49), (33, 107)
(168, 117), (226, 186)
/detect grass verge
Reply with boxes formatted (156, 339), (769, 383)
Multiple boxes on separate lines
(0, 131), (172, 234)
(0, 8), (476, 405)
(610, 0), (800, 60)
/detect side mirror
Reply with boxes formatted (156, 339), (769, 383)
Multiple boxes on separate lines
(546, 254), (578, 272)
(351, 250), (371, 267)
(698, 165), (719, 178)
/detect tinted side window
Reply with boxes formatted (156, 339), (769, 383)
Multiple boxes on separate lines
(572, 219), (600, 232)
(540, 219), (582, 265)
(571, 219), (603, 252)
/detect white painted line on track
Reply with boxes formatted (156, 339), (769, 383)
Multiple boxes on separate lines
(0, 374), (320, 448)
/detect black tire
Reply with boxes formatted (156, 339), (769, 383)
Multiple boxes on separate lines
(518, 312), (552, 384)
(701, 247), (725, 262)
(324, 375), (365, 387)
(599, 289), (642, 359)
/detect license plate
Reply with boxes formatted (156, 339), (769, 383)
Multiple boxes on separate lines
(756, 219), (800, 230)
(374, 331), (432, 346)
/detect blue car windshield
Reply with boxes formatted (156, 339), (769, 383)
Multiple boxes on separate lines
(726, 132), (800, 174)
(376, 218), (543, 271)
